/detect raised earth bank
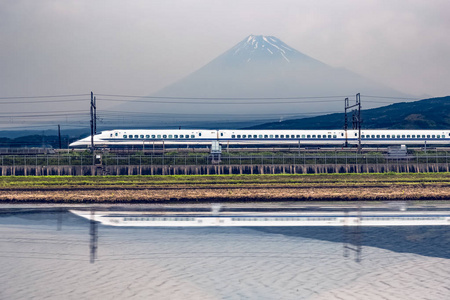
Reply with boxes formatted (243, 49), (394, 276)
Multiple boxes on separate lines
(1, 173), (450, 203)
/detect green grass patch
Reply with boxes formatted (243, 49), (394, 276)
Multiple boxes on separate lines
(2, 172), (450, 188)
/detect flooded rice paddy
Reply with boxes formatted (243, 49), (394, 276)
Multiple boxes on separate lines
(0, 203), (449, 299)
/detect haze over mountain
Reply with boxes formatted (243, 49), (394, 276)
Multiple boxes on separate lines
(119, 34), (411, 126)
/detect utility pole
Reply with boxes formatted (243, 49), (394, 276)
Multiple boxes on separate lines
(356, 93), (362, 153)
(58, 124), (62, 149)
(344, 98), (349, 147)
(94, 96), (97, 135)
(344, 93), (362, 152)
(90, 92), (96, 152)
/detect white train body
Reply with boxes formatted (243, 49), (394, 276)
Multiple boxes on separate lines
(69, 129), (450, 148)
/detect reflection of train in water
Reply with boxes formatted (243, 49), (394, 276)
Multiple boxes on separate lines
(71, 210), (450, 227)
(69, 129), (450, 148)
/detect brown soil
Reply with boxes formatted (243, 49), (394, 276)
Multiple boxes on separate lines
(1, 184), (450, 203)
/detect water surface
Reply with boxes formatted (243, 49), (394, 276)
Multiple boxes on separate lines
(0, 205), (449, 299)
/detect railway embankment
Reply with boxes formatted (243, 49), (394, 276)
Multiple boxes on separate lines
(1, 173), (450, 203)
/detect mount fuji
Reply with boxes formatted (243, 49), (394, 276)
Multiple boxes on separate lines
(121, 35), (411, 127)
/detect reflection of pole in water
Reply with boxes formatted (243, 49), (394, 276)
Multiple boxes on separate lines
(343, 207), (362, 263)
(90, 210), (98, 263)
(343, 209), (349, 258)
(57, 208), (63, 231)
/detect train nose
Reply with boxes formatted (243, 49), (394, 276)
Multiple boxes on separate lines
(69, 136), (91, 147)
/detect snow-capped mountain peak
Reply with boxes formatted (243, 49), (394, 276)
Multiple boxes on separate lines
(227, 35), (317, 64)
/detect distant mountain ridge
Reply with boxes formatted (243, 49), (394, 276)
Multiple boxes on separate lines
(248, 96), (450, 130)
(117, 34), (411, 126)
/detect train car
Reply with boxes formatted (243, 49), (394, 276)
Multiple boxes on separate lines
(69, 129), (450, 148)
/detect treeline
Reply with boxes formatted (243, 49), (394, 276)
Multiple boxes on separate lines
(0, 135), (75, 149)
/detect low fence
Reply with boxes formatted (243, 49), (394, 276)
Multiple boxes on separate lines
(0, 153), (449, 176)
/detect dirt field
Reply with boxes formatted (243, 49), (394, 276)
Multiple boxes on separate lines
(1, 173), (450, 203)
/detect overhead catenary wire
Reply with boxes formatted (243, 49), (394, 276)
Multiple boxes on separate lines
(0, 94), (90, 100)
(0, 92), (425, 133)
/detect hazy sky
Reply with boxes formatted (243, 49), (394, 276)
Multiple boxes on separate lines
(1, 0), (449, 100)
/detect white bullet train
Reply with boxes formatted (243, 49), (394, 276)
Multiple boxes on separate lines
(69, 129), (450, 148)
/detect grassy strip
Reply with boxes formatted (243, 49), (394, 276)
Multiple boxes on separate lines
(2, 173), (450, 187)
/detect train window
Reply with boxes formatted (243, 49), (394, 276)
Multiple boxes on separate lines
(263, 135), (267, 138)
(371, 135), (375, 138)
(191, 135), (195, 138)
(163, 135), (167, 139)
(254, 135), (257, 138)
(152, 135), (155, 138)
(328, 135), (331, 138)
(280, 135), (284, 138)
(259, 135), (263, 138)
(185, 135), (189, 139)
(174, 135), (178, 138)
(382, 135), (385, 138)
(412, 135), (415, 138)
(146, 135), (150, 138)
(341, 133), (344, 137)
(291, 135), (295, 138)
(296, 135), (300, 138)
(376, 135), (380, 138)
(168, 135), (173, 138)
(397, 135), (400, 138)
(432, 135), (435, 138)
(270, 135), (274, 138)
(402, 135), (405, 138)
(199, 133), (201, 137)
(157, 135), (161, 138)
(110, 134), (113, 137)
(275, 135), (279, 138)
(317, 135), (321, 138)
(123, 135), (127, 138)
(243, 135), (246, 138)
(115, 133), (118, 137)
(387, 135), (390, 138)
(423, 135), (426, 138)
(179, 135), (183, 138)
(237, 135), (241, 138)
(307, 135), (311, 138)
(134, 135), (138, 138)
(333, 135), (337, 138)
(407, 135), (410, 138)
(355, 133), (357, 137)
(220, 133), (223, 137)
(312, 135), (316, 138)
(140, 135), (144, 138)
(361, 135), (365, 138)
(301, 135), (305, 138)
